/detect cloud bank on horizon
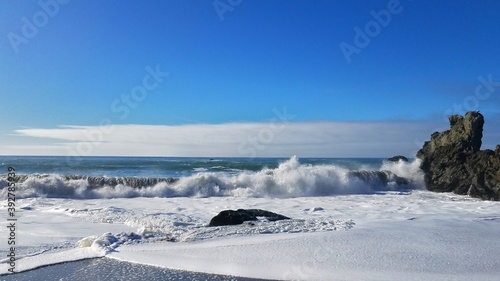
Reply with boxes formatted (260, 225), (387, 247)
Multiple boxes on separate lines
(7, 112), (499, 158)
(0, 120), (460, 158)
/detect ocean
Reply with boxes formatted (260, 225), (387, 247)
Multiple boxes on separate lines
(0, 156), (423, 200)
(4, 156), (498, 280)
(1, 156), (386, 178)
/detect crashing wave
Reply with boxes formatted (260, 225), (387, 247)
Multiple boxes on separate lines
(10, 174), (178, 189)
(0, 156), (424, 199)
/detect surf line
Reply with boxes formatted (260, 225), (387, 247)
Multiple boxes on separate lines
(6, 167), (17, 273)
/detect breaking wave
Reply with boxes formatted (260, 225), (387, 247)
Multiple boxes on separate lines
(0, 156), (424, 199)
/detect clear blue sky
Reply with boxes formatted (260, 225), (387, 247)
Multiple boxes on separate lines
(1, 0), (499, 157)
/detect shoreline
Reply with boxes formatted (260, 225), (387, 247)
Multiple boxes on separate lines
(1, 257), (274, 281)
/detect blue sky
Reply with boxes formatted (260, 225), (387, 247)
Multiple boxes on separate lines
(1, 0), (499, 157)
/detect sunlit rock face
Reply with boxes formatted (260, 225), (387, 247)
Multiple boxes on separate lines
(417, 111), (500, 200)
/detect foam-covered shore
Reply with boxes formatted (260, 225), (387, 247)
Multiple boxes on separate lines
(1, 190), (500, 280)
(0, 156), (424, 199)
(3, 156), (497, 280)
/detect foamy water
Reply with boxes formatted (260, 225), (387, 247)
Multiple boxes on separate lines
(0, 156), (424, 199)
(2, 156), (498, 280)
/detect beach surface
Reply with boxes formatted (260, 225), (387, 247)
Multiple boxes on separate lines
(1, 257), (267, 281)
(1, 191), (500, 280)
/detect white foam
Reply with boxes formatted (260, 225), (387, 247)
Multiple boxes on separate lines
(0, 157), (425, 199)
(1, 191), (500, 280)
(0, 247), (104, 275)
(381, 158), (425, 188)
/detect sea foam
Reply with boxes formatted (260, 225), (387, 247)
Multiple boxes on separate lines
(0, 156), (424, 199)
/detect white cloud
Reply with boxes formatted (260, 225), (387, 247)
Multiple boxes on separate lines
(1, 120), (441, 158)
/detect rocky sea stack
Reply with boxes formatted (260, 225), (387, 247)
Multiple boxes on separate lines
(417, 111), (500, 200)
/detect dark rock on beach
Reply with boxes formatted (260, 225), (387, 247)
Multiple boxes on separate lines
(209, 209), (291, 227)
(387, 155), (409, 162)
(417, 111), (500, 200)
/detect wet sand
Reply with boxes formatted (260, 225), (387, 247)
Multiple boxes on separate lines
(0, 258), (273, 281)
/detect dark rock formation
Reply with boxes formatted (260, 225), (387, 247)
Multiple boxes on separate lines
(387, 155), (409, 162)
(208, 209), (290, 227)
(417, 111), (500, 200)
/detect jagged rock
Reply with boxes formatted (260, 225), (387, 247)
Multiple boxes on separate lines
(208, 209), (290, 227)
(387, 155), (409, 162)
(416, 111), (500, 200)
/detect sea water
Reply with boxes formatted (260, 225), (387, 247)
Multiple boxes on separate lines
(0, 156), (424, 199)
(1, 156), (499, 281)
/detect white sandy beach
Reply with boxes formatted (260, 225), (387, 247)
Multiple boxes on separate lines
(2, 190), (499, 280)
